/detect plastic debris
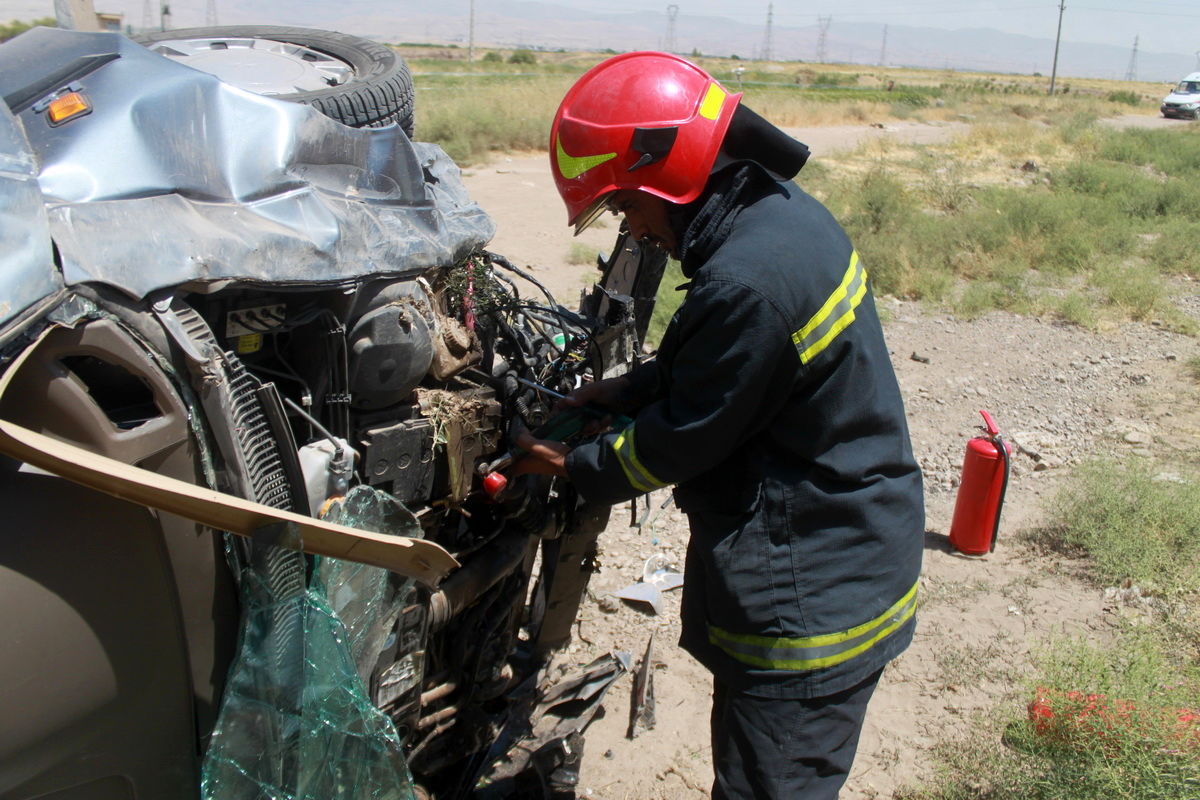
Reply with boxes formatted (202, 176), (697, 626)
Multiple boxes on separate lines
(613, 554), (683, 615)
(613, 582), (664, 615)
(642, 553), (684, 591)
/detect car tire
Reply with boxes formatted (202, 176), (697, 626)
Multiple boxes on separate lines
(134, 26), (415, 135)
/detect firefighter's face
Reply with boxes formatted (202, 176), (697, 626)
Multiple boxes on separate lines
(607, 190), (677, 257)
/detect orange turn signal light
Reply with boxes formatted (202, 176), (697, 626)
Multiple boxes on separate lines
(47, 92), (91, 125)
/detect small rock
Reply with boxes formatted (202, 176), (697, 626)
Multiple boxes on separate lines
(604, 749), (615, 760)
(910, 352), (931, 364)
(1123, 431), (1152, 445)
(1020, 160), (1039, 172)
(1131, 448), (1153, 458)
(1164, 352), (1178, 361)
(597, 595), (621, 613)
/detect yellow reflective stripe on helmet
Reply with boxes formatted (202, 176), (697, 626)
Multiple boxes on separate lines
(791, 251), (867, 365)
(555, 138), (617, 180)
(699, 83), (727, 121)
(612, 425), (667, 493)
(707, 579), (918, 671)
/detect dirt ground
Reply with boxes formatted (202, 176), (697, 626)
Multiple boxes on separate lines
(459, 115), (1200, 799)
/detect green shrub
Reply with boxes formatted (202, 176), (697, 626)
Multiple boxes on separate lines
(1091, 262), (1164, 321)
(480, 51), (503, 63)
(0, 17), (54, 42)
(566, 242), (596, 266)
(1053, 291), (1098, 328)
(645, 258), (685, 348)
(1149, 222), (1200, 278)
(1188, 355), (1200, 383)
(507, 49), (537, 65)
(1096, 128), (1200, 177)
(849, 167), (911, 234)
(1034, 460), (1200, 594)
(1105, 89), (1140, 105)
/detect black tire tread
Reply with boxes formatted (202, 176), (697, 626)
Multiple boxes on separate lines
(134, 25), (414, 135)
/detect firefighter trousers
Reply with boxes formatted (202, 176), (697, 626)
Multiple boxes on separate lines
(710, 667), (883, 799)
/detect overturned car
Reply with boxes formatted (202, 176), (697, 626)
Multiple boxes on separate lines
(0, 26), (666, 800)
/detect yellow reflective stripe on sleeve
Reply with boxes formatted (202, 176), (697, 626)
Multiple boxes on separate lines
(791, 251), (868, 365)
(707, 579), (918, 671)
(612, 425), (668, 494)
(698, 83), (727, 121)
(555, 138), (617, 180)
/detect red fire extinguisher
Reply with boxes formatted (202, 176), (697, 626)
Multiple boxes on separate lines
(949, 410), (1012, 555)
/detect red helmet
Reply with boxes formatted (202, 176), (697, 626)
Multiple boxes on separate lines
(549, 52), (742, 232)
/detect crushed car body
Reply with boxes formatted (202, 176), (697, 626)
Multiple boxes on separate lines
(0, 25), (665, 800)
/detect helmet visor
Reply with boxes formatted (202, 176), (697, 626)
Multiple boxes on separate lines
(572, 191), (614, 236)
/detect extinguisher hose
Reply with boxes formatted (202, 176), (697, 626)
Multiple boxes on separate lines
(990, 434), (1011, 553)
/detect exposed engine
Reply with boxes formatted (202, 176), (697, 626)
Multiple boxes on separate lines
(174, 243), (657, 793)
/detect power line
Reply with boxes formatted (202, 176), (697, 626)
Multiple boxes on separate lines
(761, 3), (774, 62)
(816, 15), (831, 63)
(1124, 34), (1138, 81)
(665, 4), (678, 53)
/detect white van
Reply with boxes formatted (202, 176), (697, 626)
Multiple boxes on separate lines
(1161, 72), (1200, 119)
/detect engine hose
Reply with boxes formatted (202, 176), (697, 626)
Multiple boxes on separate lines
(990, 434), (1011, 553)
(427, 529), (531, 632)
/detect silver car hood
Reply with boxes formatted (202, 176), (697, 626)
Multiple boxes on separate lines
(0, 28), (494, 315)
(0, 99), (60, 332)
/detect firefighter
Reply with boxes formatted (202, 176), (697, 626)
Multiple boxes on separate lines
(518, 52), (924, 799)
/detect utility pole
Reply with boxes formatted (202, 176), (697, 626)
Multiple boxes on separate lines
(816, 15), (831, 64)
(665, 5), (679, 54)
(205, 0), (217, 26)
(761, 3), (774, 63)
(160, 1), (171, 31)
(141, 0), (153, 30)
(54, 0), (100, 30)
(1124, 35), (1138, 82)
(878, 24), (887, 66)
(1048, 0), (1065, 95)
(468, 0), (475, 62)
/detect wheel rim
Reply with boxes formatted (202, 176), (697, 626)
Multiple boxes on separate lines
(143, 36), (355, 94)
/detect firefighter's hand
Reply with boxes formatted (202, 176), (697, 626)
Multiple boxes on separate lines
(557, 376), (631, 435)
(512, 431), (570, 477)
(558, 375), (630, 412)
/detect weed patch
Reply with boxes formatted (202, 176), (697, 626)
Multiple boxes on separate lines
(1031, 460), (1200, 596)
(903, 630), (1199, 800)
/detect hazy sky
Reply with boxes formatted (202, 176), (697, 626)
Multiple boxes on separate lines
(571, 0), (1199, 56)
(6, 0), (1198, 58)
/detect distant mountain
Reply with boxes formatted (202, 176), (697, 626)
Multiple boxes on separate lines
(6, 0), (1194, 81)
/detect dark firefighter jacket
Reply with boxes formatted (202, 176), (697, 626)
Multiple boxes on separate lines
(565, 163), (924, 699)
